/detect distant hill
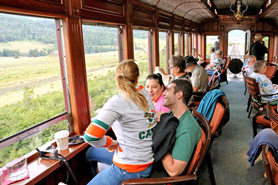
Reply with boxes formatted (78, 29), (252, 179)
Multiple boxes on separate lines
(0, 13), (161, 56)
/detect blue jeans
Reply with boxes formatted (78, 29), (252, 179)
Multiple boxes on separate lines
(86, 147), (114, 176)
(87, 163), (153, 185)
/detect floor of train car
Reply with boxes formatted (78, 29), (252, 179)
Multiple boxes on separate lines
(197, 72), (268, 185)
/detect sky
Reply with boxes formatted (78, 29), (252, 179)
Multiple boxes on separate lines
(228, 30), (246, 44)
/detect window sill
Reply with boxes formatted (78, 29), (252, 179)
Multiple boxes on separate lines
(5, 140), (89, 185)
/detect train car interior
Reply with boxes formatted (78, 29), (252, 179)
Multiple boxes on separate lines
(0, 0), (278, 184)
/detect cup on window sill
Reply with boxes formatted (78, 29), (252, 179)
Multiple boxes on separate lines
(6, 157), (28, 181)
(54, 130), (69, 150)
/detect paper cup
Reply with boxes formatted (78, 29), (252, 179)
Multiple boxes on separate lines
(54, 130), (69, 150)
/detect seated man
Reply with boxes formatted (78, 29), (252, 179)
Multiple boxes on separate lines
(184, 55), (208, 92)
(206, 50), (222, 71)
(243, 55), (256, 76)
(159, 79), (201, 176)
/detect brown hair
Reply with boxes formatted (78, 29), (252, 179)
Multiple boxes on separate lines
(116, 60), (149, 112)
(171, 78), (193, 105)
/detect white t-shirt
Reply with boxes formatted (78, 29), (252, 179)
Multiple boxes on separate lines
(210, 53), (217, 64)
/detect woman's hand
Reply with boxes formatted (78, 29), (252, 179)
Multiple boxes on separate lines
(156, 112), (166, 122)
(107, 140), (119, 152)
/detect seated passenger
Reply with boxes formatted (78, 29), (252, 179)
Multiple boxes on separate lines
(156, 55), (190, 83)
(206, 50), (222, 71)
(156, 79), (201, 177)
(251, 60), (278, 102)
(145, 73), (170, 113)
(184, 55), (208, 93)
(84, 60), (157, 185)
(243, 55), (256, 76)
(210, 47), (217, 65)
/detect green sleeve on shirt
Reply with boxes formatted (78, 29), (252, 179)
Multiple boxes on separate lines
(171, 131), (197, 161)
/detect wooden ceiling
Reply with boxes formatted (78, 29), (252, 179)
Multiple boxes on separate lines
(138, 0), (278, 24)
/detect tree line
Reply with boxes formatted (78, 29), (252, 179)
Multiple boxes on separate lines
(0, 14), (151, 57)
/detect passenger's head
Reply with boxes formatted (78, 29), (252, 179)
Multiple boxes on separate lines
(254, 60), (267, 74)
(163, 79), (192, 108)
(216, 50), (222, 58)
(168, 55), (186, 76)
(210, 47), (215, 54)
(145, 73), (165, 103)
(247, 55), (256, 67)
(184, 55), (198, 71)
(116, 60), (149, 111)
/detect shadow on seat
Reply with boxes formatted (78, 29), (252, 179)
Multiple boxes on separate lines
(121, 110), (216, 185)
(262, 145), (278, 185)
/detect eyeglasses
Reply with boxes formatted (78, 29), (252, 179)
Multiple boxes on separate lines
(169, 66), (176, 70)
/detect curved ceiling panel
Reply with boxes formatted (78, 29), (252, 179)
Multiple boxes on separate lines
(137, 0), (277, 24)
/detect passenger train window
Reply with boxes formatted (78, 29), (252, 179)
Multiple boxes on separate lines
(159, 31), (167, 73)
(185, 33), (189, 56)
(0, 13), (69, 167)
(82, 24), (119, 117)
(262, 36), (269, 61)
(206, 35), (219, 59)
(133, 29), (149, 85)
(174, 33), (179, 55)
(228, 30), (245, 61)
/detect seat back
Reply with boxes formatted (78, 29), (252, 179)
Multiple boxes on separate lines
(208, 72), (220, 91)
(267, 101), (278, 127)
(242, 69), (248, 95)
(262, 145), (277, 185)
(186, 110), (211, 175)
(222, 57), (230, 73)
(209, 96), (228, 136)
(265, 63), (276, 80)
(245, 76), (262, 103)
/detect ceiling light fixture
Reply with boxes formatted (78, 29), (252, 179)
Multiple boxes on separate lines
(230, 0), (248, 22)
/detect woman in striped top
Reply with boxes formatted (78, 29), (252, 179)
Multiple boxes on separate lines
(84, 60), (157, 185)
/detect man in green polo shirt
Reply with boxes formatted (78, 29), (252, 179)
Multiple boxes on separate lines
(162, 78), (201, 176)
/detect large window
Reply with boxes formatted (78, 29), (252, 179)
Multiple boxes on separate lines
(228, 30), (245, 61)
(0, 13), (69, 167)
(262, 36), (269, 61)
(133, 29), (149, 85)
(82, 24), (119, 117)
(174, 33), (179, 55)
(159, 31), (167, 72)
(206, 35), (219, 59)
(185, 33), (189, 56)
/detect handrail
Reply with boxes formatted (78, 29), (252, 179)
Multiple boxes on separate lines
(0, 112), (70, 149)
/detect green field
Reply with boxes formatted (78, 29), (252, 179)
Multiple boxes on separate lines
(0, 41), (54, 55)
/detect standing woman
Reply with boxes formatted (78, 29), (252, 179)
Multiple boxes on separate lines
(84, 60), (157, 185)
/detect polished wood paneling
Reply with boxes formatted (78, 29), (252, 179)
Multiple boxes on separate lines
(81, 0), (125, 24)
(0, 0), (65, 16)
(63, 18), (91, 135)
